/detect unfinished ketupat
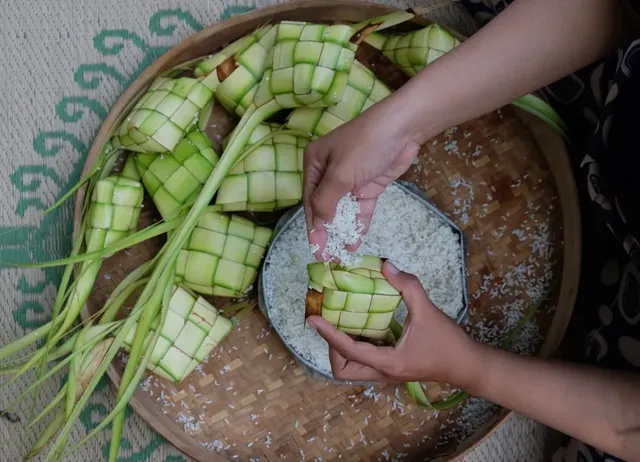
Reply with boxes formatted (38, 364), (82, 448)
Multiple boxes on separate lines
(305, 256), (402, 340)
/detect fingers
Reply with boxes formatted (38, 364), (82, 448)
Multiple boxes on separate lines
(382, 261), (435, 322)
(303, 143), (325, 243)
(345, 183), (385, 252)
(310, 174), (349, 229)
(307, 316), (393, 372)
(328, 348), (389, 382)
(303, 142), (349, 260)
(306, 175), (351, 261)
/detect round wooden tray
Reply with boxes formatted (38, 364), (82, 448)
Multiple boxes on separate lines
(76, 1), (581, 461)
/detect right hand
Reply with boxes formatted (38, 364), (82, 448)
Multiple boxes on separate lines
(302, 94), (424, 261)
(307, 261), (479, 385)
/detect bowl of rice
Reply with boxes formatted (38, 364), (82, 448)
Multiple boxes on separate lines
(258, 180), (469, 383)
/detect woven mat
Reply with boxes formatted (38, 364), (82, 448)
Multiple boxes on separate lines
(0, 0), (563, 460)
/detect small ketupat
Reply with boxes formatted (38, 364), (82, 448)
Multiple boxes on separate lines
(176, 209), (273, 297)
(365, 24), (460, 77)
(111, 76), (214, 153)
(305, 255), (402, 341)
(215, 122), (307, 212)
(286, 60), (392, 138)
(135, 130), (219, 220)
(123, 286), (233, 382)
(195, 24), (278, 117)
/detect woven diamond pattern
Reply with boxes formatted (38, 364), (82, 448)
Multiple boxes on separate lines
(215, 122), (307, 211)
(123, 286), (232, 382)
(307, 257), (402, 340)
(112, 77), (214, 153)
(286, 60), (391, 137)
(253, 21), (358, 109)
(86, 175), (144, 248)
(135, 130), (218, 220)
(377, 24), (460, 77)
(176, 210), (272, 297)
(197, 25), (277, 117)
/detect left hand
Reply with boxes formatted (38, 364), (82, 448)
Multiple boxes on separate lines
(307, 261), (477, 384)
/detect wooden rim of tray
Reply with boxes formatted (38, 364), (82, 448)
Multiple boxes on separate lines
(74, 1), (581, 460)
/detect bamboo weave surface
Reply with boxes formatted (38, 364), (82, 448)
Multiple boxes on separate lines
(87, 22), (572, 462)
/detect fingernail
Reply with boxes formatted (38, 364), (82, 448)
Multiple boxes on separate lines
(386, 261), (400, 275)
(307, 318), (318, 331)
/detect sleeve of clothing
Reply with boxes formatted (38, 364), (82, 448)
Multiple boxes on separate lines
(622, 0), (640, 32)
(460, 0), (640, 27)
(457, 0), (510, 25)
(624, 0), (640, 14)
(457, 0), (505, 14)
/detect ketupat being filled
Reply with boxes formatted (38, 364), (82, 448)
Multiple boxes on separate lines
(305, 256), (402, 341)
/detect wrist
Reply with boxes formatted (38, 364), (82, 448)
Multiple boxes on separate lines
(438, 335), (493, 391)
(386, 76), (449, 146)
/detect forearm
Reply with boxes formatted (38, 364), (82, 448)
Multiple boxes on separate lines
(454, 343), (640, 460)
(387, 0), (627, 142)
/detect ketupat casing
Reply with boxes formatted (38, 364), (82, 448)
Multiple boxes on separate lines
(111, 76), (214, 153)
(305, 256), (402, 341)
(123, 286), (233, 382)
(85, 175), (145, 249)
(135, 130), (219, 220)
(366, 24), (460, 77)
(176, 209), (273, 297)
(195, 24), (278, 117)
(215, 122), (307, 212)
(252, 21), (358, 109)
(286, 59), (392, 138)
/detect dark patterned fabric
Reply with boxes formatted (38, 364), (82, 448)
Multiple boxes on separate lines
(460, 2), (640, 461)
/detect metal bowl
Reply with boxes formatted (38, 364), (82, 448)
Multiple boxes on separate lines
(257, 180), (469, 383)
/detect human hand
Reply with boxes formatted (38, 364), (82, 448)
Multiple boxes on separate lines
(303, 95), (423, 261)
(306, 261), (478, 385)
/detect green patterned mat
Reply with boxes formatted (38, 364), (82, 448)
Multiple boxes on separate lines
(0, 1), (560, 460)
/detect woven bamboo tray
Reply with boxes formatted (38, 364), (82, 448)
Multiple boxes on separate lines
(75, 1), (581, 461)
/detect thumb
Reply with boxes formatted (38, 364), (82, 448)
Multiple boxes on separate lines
(307, 315), (393, 371)
(381, 260), (435, 321)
